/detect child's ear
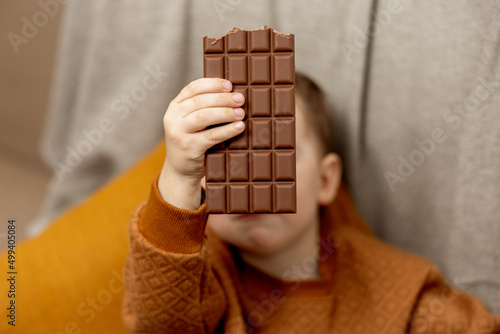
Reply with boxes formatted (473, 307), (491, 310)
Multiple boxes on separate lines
(317, 153), (342, 205)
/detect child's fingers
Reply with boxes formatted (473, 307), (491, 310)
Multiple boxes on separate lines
(183, 107), (245, 133)
(175, 78), (232, 103)
(197, 121), (246, 149)
(181, 92), (244, 116)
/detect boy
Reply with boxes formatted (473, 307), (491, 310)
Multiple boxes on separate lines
(122, 73), (500, 333)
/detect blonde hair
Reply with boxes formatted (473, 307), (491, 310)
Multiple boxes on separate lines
(295, 72), (335, 155)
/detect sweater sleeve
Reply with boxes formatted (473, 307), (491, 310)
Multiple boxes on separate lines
(408, 265), (500, 334)
(122, 177), (227, 333)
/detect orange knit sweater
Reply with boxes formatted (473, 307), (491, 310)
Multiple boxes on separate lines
(122, 178), (500, 334)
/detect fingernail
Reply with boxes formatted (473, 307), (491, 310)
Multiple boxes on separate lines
(232, 93), (244, 103)
(234, 108), (244, 117)
(234, 121), (245, 130)
(222, 81), (232, 91)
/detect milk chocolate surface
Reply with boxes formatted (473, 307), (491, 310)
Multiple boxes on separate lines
(204, 26), (296, 213)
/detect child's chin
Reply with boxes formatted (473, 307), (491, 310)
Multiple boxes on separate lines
(244, 226), (280, 252)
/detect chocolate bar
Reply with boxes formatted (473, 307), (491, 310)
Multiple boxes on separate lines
(203, 26), (296, 213)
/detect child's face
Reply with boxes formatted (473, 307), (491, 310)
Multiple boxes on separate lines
(207, 100), (341, 256)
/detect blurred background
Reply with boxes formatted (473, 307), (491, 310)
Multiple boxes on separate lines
(0, 0), (499, 319)
(0, 0), (63, 243)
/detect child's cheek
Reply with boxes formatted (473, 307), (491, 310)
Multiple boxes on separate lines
(207, 216), (232, 240)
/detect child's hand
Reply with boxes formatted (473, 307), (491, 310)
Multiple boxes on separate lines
(158, 78), (245, 210)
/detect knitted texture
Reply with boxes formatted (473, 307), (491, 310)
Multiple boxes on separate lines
(122, 180), (500, 333)
(123, 207), (225, 333)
